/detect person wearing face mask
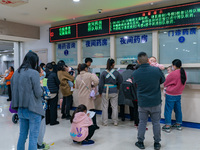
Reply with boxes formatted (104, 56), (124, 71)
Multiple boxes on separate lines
(162, 59), (187, 133)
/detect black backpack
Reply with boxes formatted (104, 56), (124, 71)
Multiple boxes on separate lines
(121, 81), (137, 101)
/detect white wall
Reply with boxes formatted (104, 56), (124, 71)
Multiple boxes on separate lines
(23, 25), (55, 63)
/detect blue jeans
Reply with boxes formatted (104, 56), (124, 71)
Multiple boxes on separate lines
(164, 94), (182, 125)
(17, 108), (42, 150)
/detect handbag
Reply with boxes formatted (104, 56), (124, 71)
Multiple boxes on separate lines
(80, 77), (96, 99)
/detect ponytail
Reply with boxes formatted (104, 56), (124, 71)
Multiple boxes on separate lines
(180, 68), (186, 85)
(172, 59), (186, 85)
(106, 58), (115, 71)
(70, 104), (87, 123)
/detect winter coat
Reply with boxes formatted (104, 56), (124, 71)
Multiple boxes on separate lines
(118, 69), (134, 107)
(47, 71), (60, 94)
(5, 71), (14, 85)
(57, 71), (74, 97)
(11, 68), (44, 116)
(75, 71), (99, 110)
(70, 112), (93, 142)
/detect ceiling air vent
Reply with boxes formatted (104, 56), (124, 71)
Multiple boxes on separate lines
(0, 0), (28, 7)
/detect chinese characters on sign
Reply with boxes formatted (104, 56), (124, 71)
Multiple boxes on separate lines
(59, 26), (71, 36)
(58, 42), (76, 50)
(119, 35), (148, 44)
(110, 8), (200, 32)
(168, 28), (196, 36)
(85, 39), (108, 47)
(88, 20), (103, 32)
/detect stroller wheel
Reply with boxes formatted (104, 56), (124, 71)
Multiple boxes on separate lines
(12, 114), (19, 124)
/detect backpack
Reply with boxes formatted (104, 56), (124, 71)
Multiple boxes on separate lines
(121, 81), (137, 101)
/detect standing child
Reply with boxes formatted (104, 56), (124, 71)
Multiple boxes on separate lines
(70, 104), (97, 145)
(149, 56), (165, 70)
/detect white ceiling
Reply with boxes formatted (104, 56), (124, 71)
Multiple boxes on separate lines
(0, 0), (198, 27)
(0, 41), (14, 54)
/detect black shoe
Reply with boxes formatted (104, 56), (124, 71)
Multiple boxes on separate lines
(95, 125), (100, 130)
(108, 115), (112, 119)
(7, 99), (11, 101)
(66, 115), (71, 120)
(50, 121), (59, 126)
(61, 114), (66, 119)
(121, 117), (125, 121)
(37, 144), (45, 149)
(154, 142), (161, 150)
(135, 141), (145, 149)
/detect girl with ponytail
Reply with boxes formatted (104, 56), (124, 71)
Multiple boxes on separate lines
(162, 59), (187, 133)
(70, 104), (97, 145)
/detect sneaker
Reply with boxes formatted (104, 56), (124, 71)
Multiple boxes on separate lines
(66, 115), (71, 120)
(61, 114), (66, 119)
(37, 144), (45, 149)
(82, 140), (95, 145)
(43, 144), (50, 150)
(135, 141), (145, 149)
(172, 124), (182, 131)
(154, 142), (161, 150)
(50, 121), (59, 126)
(114, 122), (118, 126)
(121, 117), (125, 121)
(162, 125), (171, 133)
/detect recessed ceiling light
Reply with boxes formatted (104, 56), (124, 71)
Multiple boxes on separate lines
(124, 36), (128, 39)
(73, 0), (80, 2)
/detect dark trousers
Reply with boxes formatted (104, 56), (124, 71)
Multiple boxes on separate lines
(46, 94), (58, 125)
(133, 101), (139, 126)
(7, 85), (12, 101)
(85, 125), (97, 140)
(120, 105), (134, 120)
(61, 95), (73, 116)
(89, 109), (97, 125)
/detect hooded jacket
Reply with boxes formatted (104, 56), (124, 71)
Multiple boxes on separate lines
(70, 112), (93, 142)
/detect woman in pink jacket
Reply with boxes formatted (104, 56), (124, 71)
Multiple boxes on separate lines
(162, 59), (187, 133)
(70, 104), (97, 145)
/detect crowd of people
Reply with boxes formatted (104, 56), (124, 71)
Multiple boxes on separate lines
(4, 50), (187, 150)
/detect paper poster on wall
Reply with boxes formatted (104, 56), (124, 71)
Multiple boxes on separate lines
(33, 49), (48, 64)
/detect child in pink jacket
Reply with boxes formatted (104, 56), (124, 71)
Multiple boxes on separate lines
(149, 56), (165, 70)
(70, 104), (97, 145)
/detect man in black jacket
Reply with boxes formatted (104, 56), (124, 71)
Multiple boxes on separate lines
(133, 52), (165, 150)
(46, 63), (60, 126)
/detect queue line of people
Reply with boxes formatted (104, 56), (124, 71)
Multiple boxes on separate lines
(9, 51), (187, 150)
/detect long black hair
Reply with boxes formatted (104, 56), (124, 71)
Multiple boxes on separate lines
(57, 60), (66, 71)
(106, 58), (115, 71)
(70, 104), (87, 123)
(18, 51), (39, 73)
(9, 66), (14, 72)
(172, 59), (186, 85)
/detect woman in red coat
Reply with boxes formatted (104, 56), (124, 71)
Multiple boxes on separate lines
(5, 66), (14, 101)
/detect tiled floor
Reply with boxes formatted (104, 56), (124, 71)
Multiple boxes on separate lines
(0, 96), (200, 150)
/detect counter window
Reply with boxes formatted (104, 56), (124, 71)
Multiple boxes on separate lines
(116, 33), (152, 65)
(159, 27), (199, 64)
(82, 37), (110, 66)
(56, 41), (77, 66)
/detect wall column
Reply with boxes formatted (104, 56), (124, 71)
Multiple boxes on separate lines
(152, 31), (159, 62)
(77, 39), (82, 64)
(110, 35), (116, 60)
(14, 42), (20, 70)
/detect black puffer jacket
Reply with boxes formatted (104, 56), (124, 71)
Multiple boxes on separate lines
(47, 71), (60, 93)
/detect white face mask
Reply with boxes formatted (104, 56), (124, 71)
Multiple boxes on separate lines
(172, 66), (175, 71)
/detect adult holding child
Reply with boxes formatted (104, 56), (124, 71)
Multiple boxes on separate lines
(162, 59), (187, 133)
(133, 52), (165, 150)
(57, 60), (75, 120)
